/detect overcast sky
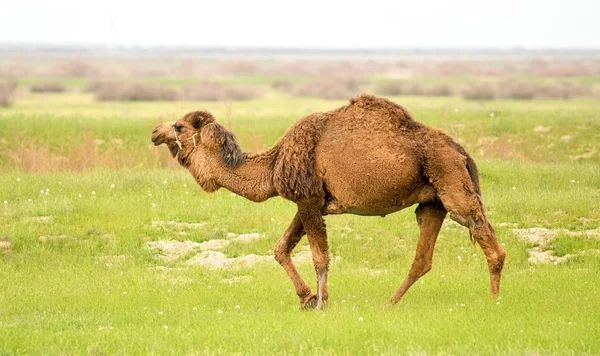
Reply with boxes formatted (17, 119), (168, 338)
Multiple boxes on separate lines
(1, 0), (598, 49)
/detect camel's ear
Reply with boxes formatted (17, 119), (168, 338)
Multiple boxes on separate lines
(200, 123), (244, 167)
(191, 111), (215, 129)
(192, 114), (203, 129)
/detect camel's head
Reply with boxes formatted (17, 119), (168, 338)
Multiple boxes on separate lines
(151, 110), (244, 168)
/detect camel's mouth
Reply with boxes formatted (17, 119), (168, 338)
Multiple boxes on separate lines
(151, 123), (174, 146)
(151, 131), (166, 146)
(152, 123), (180, 158)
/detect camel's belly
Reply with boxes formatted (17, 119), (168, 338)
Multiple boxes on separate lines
(321, 182), (437, 216)
(315, 124), (437, 216)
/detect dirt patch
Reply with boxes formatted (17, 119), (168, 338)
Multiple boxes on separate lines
(151, 220), (206, 229)
(24, 216), (53, 223)
(528, 247), (572, 264)
(571, 148), (597, 161)
(513, 227), (600, 264)
(186, 251), (273, 269)
(512, 227), (559, 245)
(146, 233), (265, 260)
(197, 239), (230, 250)
(533, 125), (551, 133)
(222, 276), (253, 284)
(233, 233), (262, 242)
(147, 240), (202, 261)
(0, 241), (11, 249)
(148, 238), (339, 269)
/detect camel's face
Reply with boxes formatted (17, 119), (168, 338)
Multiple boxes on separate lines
(151, 110), (216, 162)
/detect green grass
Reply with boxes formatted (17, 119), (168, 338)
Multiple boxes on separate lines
(1, 90), (600, 354)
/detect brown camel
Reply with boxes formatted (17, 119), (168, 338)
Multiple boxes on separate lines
(151, 94), (505, 309)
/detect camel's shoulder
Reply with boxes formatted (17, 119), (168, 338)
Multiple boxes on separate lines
(272, 112), (332, 201)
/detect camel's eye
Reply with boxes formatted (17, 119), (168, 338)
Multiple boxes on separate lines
(174, 124), (183, 132)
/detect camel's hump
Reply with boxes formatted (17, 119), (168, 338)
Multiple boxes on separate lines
(345, 94), (415, 121)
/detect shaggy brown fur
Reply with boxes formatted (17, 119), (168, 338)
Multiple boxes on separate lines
(152, 94), (506, 309)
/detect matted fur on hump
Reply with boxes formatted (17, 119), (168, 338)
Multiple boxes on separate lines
(273, 113), (330, 200)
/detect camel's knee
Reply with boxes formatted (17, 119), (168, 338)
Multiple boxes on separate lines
(311, 254), (330, 272)
(488, 247), (506, 274)
(420, 261), (433, 277)
(273, 241), (290, 265)
(409, 257), (432, 279)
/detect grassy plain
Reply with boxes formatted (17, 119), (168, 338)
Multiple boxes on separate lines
(1, 71), (600, 354)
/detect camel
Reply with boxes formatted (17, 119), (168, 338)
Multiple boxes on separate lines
(151, 94), (505, 309)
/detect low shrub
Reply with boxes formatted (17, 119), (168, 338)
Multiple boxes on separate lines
(30, 82), (66, 93)
(0, 81), (17, 107)
(183, 82), (261, 101)
(88, 82), (179, 101)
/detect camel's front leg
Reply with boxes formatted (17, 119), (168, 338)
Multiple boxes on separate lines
(274, 212), (316, 308)
(297, 199), (330, 310)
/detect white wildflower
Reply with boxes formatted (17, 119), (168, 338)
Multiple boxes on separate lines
(358, 317), (364, 322)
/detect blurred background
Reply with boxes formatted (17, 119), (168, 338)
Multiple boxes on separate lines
(0, 0), (599, 171)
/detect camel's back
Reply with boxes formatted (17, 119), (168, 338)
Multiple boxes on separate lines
(330, 94), (422, 133)
(273, 94), (428, 204)
(314, 95), (430, 213)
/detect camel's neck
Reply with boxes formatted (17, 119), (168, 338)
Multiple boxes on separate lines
(188, 149), (278, 202)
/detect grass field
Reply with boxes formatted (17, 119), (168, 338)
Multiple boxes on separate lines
(1, 63), (600, 354)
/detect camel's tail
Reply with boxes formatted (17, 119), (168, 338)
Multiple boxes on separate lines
(465, 155), (481, 197)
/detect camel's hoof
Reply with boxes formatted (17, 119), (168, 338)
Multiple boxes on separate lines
(316, 299), (328, 310)
(300, 294), (318, 310)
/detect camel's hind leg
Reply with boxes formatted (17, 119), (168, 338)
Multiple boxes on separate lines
(390, 201), (447, 304)
(274, 213), (316, 308)
(427, 159), (506, 296)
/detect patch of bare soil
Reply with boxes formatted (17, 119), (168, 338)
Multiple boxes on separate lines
(513, 227), (600, 264)
(233, 233), (262, 242)
(571, 148), (597, 161)
(147, 237), (340, 269)
(533, 125), (552, 133)
(151, 220), (206, 229)
(24, 216), (53, 223)
(0, 241), (11, 249)
(197, 239), (230, 250)
(222, 276), (252, 284)
(186, 251), (273, 269)
(146, 232), (265, 261)
(147, 240), (202, 261)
